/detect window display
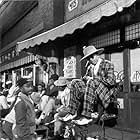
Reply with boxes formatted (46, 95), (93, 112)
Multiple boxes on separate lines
(130, 48), (140, 92)
(111, 51), (124, 92)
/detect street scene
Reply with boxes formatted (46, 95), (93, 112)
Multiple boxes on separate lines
(0, 0), (140, 140)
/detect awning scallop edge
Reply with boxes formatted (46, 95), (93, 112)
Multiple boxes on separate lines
(16, 0), (136, 52)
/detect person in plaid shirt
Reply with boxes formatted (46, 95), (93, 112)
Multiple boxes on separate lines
(76, 45), (116, 125)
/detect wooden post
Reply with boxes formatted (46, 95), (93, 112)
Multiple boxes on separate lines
(121, 25), (131, 129)
(0, 110), (2, 139)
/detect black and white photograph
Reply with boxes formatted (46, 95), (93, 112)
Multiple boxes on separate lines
(0, 0), (140, 139)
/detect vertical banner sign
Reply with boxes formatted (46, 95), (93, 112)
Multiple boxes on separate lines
(64, 56), (76, 78)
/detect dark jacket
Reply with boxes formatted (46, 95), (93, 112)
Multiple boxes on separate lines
(14, 93), (36, 139)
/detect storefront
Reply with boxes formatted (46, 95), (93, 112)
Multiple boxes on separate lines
(16, 0), (139, 132)
(0, 49), (36, 86)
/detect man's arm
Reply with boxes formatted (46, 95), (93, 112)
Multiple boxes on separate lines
(101, 61), (116, 87)
(1, 96), (9, 109)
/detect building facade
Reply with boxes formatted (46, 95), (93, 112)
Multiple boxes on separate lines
(1, 0), (140, 132)
(0, 0), (64, 86)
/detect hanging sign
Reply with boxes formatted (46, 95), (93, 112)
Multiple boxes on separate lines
(63, 56), (76, 78)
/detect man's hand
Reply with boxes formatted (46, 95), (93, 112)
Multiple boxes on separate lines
(35, 118), (41, 125)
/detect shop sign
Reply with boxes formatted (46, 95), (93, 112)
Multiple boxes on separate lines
(65, 0), (107, 21)
(68, 0), (78, 12)
(131, 71), (140, 82)
(64, 56), (76, 78)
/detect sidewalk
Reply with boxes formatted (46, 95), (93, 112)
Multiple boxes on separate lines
(86, 124), (140, 140)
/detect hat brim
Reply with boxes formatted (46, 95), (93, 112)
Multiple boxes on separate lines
(54, 80), (67, 87)
(80, 48), (104, 61)
(6, 81), (12, 85)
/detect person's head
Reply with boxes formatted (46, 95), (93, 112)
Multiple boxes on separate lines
(87, 54), (100, 65)
(37, 82), (45, 92)
(48, 74), (59, 85)
(54, 76), (68, 91)
(30, 92), (41, 104)
(80, 45), (104, 65)
(17, 78), (33, 96)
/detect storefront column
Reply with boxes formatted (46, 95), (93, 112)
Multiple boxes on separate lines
(12, 70), (16, 85)
(122, 25), (131, 128)
(33, 64), (36, 86)
(123, 48), (131, 92)
(0, 23), (2, 49)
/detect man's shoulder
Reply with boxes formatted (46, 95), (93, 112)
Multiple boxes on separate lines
(15, 97), (26, 108)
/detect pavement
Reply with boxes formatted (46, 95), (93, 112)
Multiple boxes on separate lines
(35, 122), (140, 140)
(85, 124), (140, 140)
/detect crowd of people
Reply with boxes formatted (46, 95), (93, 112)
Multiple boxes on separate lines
(0, 45), (118, 140)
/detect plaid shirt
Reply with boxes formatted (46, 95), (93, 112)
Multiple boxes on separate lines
(68, 79), (86, 115)
(82, 59), (116, 118)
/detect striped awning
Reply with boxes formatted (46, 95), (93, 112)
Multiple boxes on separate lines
(16, 0), (136, 52)
(0, 55), (37, 72)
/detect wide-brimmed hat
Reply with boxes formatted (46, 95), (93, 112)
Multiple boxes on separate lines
(80, 45), (104, 61)
(30, 92), (41, 104)
(54, 77), (68, 87)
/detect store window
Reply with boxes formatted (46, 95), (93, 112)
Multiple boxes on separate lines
(130, 48), (140, 92)
(111, 51), (124, 92)
(14, 69), (21, 81)
(22, 66), (33, 79)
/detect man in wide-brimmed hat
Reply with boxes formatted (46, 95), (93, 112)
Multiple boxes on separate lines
(52, 76), (72, 137)
(75, 45), (116, 125)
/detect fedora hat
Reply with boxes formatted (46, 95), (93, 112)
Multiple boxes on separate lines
(54, 77), (68, 87)
(80, 45), (104, 61)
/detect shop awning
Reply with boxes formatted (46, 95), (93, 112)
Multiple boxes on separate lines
(16, 0), (136, 52)
(0, 55), (36, 72)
